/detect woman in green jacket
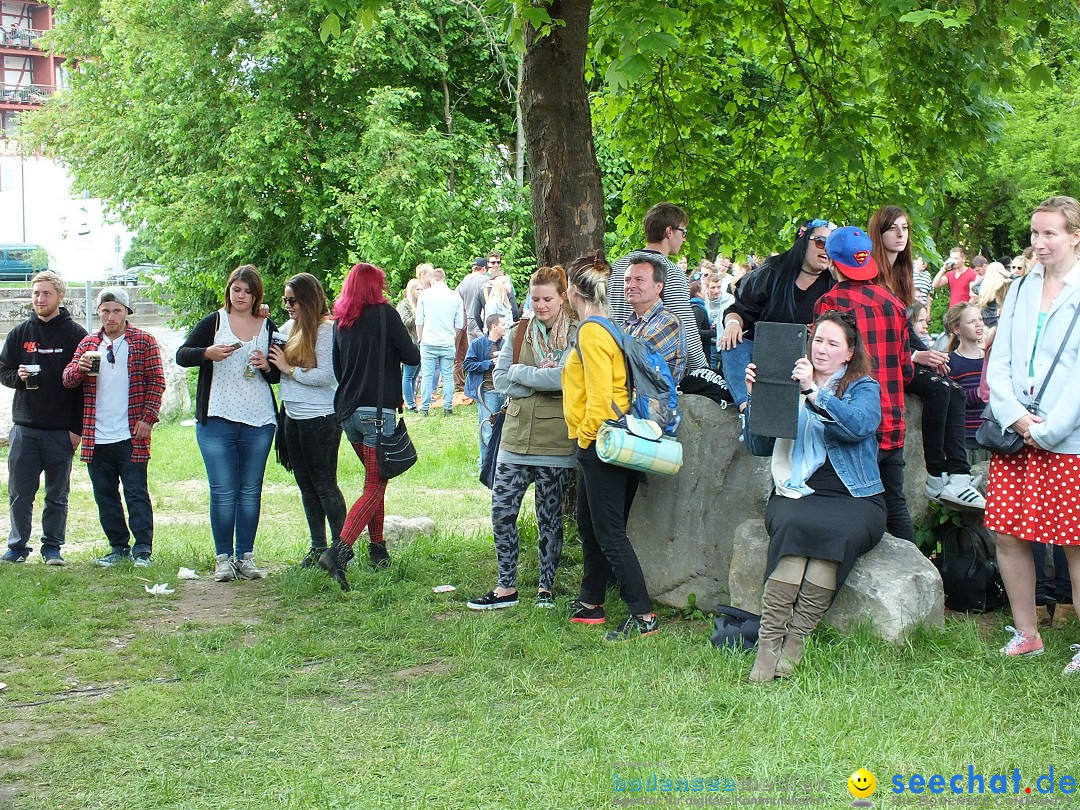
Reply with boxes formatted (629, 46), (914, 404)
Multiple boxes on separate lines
(467, 265), (577, 610)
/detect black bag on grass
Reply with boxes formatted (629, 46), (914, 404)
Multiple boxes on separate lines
(710, 604), (760, 651)
(940, 523), (1005, 613)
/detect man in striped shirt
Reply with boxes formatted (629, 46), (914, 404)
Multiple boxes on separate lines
(609, 203), (731, 402)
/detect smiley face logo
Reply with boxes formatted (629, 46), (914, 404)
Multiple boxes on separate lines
(848, 768), (876, 799)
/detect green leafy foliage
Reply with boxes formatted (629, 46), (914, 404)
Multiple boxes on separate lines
(22, 0), (527, 326)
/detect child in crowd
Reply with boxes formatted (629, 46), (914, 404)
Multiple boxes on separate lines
(944, 303), (987, 454)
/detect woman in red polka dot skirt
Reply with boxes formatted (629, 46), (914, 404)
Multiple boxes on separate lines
(985, 196), (1080, 674)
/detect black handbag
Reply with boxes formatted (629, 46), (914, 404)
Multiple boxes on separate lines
(977, 281), (1080, 455)
(374, 307), (418, 479)
(274, 401), (291, 470)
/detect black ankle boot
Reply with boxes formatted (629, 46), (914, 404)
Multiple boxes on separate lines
(300, 545), (327, 569)
(319, 541), (355, 591)
(369, 542), (390, 570)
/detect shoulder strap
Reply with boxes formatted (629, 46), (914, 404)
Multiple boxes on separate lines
(376, 306), (387, 426)
(512, 318), (528, 364)
(1032, 289), (1080, 408)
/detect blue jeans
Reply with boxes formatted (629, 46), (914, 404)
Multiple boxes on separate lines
(88, 440), (153, 556)
(476, 389), (504, 468)
(195, 417), (275, 558)
(401, 363), (420, 412)
(420, 343), (455, 412)
(720, 337), (754, 409)
(341, 407), (397, 448)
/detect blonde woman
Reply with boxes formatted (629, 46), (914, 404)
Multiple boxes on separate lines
(268, 273), (346, 567)
(398, 279), (422, 412)
(973, 261), (1009, 330)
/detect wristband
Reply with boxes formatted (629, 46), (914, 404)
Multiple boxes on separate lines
(724, 318), (741, 328)
(801, 385), (816, 396)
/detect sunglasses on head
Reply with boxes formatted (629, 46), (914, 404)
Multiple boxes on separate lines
(821, 309), (858, 328)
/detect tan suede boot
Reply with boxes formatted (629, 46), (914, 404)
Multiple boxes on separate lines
(775, 581), (836, 677)
(749, 579), (801, 683)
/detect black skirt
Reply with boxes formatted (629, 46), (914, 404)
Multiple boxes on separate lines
(764, 457), (886, 589)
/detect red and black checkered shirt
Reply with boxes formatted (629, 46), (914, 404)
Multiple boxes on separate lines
(815, 281), (913, 451)
(62, 324), (166, 463)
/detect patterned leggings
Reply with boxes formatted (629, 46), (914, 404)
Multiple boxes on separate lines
(491, 462), (573, 592)
(341, 443), (386, 547)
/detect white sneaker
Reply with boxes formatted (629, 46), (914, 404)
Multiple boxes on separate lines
(214, 554), (236, 582)
(1065, 645), (1080, 676)
(925, 473), (948, 503)
(939, 473), (986, 510)
(233, 552), (265, 580)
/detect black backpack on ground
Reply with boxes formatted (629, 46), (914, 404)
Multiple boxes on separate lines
(939, 522), (1005, 613)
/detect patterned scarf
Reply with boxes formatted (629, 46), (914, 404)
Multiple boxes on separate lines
(526, 308), (571, 359)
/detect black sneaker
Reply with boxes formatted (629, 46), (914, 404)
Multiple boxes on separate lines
(604, 614), (659, 642)
(299, 546), (326, 569)
(467, 590), (519, 610)
(95, 550), (132, 568)
(41, 547), (65, 566)
(569, 600), (605, 624)
(369, 542), (391, 570)
(535, 591), (556, 609)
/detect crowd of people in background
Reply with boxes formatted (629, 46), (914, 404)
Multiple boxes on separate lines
(2, 196), (1079, 676)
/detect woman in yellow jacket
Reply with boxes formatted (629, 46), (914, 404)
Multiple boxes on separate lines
(563, 253), (659, 641)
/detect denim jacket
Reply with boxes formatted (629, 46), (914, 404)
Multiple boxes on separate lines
(744, 375), (883, 497)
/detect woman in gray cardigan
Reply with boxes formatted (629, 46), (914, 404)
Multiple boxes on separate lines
(985, 196), (1080, 673)
(467, 265), (578, 611)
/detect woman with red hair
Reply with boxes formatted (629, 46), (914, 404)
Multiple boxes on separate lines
(318, 263), (420, 590)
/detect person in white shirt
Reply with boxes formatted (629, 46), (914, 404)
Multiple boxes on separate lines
(417, 267), (465, 415)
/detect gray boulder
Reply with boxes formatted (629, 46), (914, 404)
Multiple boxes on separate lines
(627, 394), (770, 609)
(384, 515), (435, 544)
(157, 350), (190, 423)
(728, 519), (943, 642)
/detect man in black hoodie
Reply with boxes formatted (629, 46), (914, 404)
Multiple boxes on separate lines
(0, 271), (86, 564)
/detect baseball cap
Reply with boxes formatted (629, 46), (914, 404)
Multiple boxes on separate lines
(825, 226), (878, 281)
(96, 286), (134, 314)
(472, 257), (488, 269)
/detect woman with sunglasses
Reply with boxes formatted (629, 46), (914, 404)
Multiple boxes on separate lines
(868, 205), (985, 512)
(176, 264), (281, 581)
(743, 310), (885, 682)
(720, 219), (836, 427)
(267, 273), (347, 568)
(317, 262), (420, 590)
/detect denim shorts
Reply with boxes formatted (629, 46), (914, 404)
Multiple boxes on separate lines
(342, 407), (398, 447)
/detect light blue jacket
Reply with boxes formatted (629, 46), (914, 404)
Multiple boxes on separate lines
(987, 259), (1080, 453)
(744, 376), (883, 497)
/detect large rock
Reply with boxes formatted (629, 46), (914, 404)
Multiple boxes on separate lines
(157, 351), (190, 423)
(627, 394), (770, 609)
(902, 394), (930, 524)
(728, 519), (943, 642)
(384, 515), (435, 544)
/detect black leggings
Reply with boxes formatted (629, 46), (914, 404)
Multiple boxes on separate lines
(284, 414), (348, 549)
(906, 365), (970, 478)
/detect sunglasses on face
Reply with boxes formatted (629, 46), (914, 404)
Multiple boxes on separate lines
(810, 237), (828, 249)
(282, 296), (297, 306)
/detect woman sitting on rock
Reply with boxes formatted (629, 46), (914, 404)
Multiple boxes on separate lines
(743, 310), (885, 682)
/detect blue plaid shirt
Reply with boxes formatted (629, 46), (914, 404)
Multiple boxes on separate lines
(623, 300), (686, 383)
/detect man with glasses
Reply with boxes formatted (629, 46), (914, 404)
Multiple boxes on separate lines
(63, 287), (165, 567)
(609, 203), (733, 404)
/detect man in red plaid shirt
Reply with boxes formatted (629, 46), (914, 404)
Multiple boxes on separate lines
(815, 227), (916, 541)
(63, 287), (165, 566)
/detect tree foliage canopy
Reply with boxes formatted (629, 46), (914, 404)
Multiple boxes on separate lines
(24, 0), (528, 324)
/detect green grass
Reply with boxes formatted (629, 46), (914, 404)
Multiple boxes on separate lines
(1, 410), (1079, 809)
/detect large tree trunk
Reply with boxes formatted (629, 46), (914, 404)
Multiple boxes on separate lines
(520, 0), (604, 268)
